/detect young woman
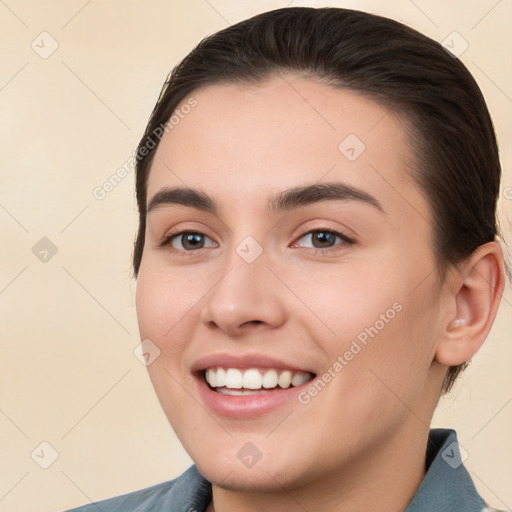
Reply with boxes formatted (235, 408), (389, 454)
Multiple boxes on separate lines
(67, 6), (507, 512)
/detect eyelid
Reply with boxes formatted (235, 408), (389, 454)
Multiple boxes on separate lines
(170, 232), (216, 250)
(291, 229), (353, 249)
(158, 223), (218, 247)
(157, 222), (356, 255)
(292, 222), (356, 245)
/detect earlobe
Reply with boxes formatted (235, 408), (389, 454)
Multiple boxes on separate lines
(435, 241), (505, 367)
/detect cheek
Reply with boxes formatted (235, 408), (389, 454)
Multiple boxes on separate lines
(135, 270), (202, 416)
(300, 262), (438, 397)
(136, 265), (199, 334)
(289, 259), (404, 345)
(135, 268), (199, 371)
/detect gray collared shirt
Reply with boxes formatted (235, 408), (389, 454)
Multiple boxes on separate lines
(65, 429), (503, 512)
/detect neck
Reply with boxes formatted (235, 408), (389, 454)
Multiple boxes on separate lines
(208, 422), (429, 512)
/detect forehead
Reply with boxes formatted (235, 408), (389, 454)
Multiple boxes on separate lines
(147, 74), (428, 222)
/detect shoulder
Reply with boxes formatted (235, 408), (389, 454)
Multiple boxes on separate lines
(62, 465), (212, 512)
(63, 480), (175, 512)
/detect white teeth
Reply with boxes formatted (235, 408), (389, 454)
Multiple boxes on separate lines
(291, 372), (310, 387)
(277, 370), (292, 388)
(207, 368), (216, 388)
(243, 369), (263, 390)
(225, 368), (243, 389)
(262, 369), (278, 388)
(204, 367), (312, 391)
(215, 367), (226, 388)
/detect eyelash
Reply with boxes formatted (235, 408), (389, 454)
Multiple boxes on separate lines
(159, 227), (355, 257)
(291, 228), (355, 255)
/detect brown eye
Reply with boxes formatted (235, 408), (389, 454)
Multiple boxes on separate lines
(295, 230), (349, 249)
(166, 232), (216, 251)
(310, 231), (338, 248)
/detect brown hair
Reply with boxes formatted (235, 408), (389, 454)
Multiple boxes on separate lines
(132, 7), (504, 393)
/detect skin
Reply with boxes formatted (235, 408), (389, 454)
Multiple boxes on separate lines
(135, 73), (504, 512)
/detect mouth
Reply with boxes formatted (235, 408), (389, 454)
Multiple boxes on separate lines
(202, 367), (315, 395)
(191, 353), (317, 417)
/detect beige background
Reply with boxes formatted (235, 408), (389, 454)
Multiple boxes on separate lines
(1, 1), (511, 511)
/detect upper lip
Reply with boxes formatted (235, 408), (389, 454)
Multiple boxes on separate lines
(191, 352), (316, 375)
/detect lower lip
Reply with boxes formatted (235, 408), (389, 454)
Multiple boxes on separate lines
(194, 374), (311, 418)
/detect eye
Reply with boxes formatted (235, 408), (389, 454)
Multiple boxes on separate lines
(162, 231), (217, 251)
(160, 228), (353, 254)
(292, 229), (354, 251)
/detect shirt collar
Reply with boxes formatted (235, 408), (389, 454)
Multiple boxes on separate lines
(405, 428), (486, 512)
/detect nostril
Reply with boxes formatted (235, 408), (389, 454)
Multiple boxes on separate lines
(239, 320), (264, 328)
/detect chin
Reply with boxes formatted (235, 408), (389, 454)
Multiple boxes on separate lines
(197, 461), (300, 492)
(192, 446), (321, 494)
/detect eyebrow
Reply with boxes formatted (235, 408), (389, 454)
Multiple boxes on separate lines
(147, 182), (384, 215)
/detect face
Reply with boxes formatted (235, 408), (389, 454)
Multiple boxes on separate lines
(135, 74), (448, 492)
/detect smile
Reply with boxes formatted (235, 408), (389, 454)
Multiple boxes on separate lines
(204, 367), (314, 395)
(191, 353), (317, 417)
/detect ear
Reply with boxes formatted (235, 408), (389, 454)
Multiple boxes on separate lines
(435, 241), (505, 366)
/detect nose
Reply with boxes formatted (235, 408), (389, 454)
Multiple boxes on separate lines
(199, 248), (287, 337)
